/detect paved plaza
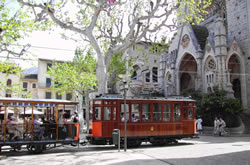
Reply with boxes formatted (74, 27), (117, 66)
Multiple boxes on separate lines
(0, 135), (250, 165)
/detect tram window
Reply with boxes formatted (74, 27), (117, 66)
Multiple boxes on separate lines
(173, 104), (181, 121)
(94, 107), (101, 121)
(153, 104), (161, 121)
(163, 104), (171, 121)
(104, 101), (111, 105)
(131, 104), (140, 122)
(113, 101), (117, 105)
(184, 108), (188, 120)
(188, 108), (193, 119)
(121, 104), (129, 122)
(90, 101), (93, 120)
(104, 107), (111, 120)
(95, 101), (101, 104)
(113, 107), (117, 120)
(142, 104), (151, 122)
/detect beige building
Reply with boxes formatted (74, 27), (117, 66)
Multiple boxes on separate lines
(0, 72), (20, 98)
(110, 42), (162, 97)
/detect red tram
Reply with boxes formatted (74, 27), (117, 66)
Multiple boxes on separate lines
(87, 96), (197, 147)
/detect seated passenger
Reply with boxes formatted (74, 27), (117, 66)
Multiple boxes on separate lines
(121, 113), (125, 122)
(33, 115), (45, 139)
(131, 114), (138, 122)
(7, 116), (21, 140)
(142, 114), (149, 121)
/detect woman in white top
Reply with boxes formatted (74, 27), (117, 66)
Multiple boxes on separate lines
(196, 117), (203, 134)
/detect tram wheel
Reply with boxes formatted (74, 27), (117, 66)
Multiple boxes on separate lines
(27, 144), (44, 154)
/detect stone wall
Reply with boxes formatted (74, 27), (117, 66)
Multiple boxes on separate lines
(226, 0), (250, 110)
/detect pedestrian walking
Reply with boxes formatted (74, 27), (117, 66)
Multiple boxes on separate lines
(218, 117), (227, 136)
(196, 116), (203, 134)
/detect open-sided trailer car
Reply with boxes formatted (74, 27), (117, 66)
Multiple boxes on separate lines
(0, 98), (79, 154)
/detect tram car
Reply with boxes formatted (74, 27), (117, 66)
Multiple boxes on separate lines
(87, 95), (197, 147)
(0, 98), (80, 154)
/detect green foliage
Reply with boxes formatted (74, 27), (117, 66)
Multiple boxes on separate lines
(149, 42), (169, 55)
(47, 48), (97, 96)
(182, 87), (244, 127)
(177, 0), (213, 25)
(108, 51), (134, 82)
(0, 1), (52, 53)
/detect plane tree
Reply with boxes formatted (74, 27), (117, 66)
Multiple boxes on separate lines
(17, 0), (212, 94)
(47, 49), (97, 131)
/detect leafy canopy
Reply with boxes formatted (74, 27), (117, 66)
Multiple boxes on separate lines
(0, 0), (52, 56)
(47, 48), (97, 96)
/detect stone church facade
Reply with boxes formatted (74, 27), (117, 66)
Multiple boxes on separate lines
(159, 0), (250, 111)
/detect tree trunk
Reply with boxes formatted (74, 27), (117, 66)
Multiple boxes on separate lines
(77, 95), (84, 133)
(96, 52), (107, 95)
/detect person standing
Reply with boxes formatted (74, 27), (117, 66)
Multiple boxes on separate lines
(196, 116), (203, 134)
(214, 117), (220, 136)
(71, 112), (79, 123)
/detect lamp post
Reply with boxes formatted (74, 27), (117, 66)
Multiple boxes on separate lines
(123, 50), (129, 152)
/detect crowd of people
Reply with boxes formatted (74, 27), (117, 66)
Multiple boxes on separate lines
(214, 117), (227, 136)
(196, 116), (227, 136)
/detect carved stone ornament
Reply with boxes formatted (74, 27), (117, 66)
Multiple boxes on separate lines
(181, 34), (190, 49)
(232, 42), (238, 51)
(207, 58), (216, 71)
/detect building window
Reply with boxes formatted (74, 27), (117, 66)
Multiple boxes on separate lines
(32, 83), (36, 88)
(66, 93), (72, 100)
(23, 82), (28, 91)
(56, 93), (62, 99)
(5, 94), (11, 98)
(145, 72), (150, 82)
(152, 67), (158, 83)
(7, 79), (12, 87)
(47, 63), (52, 71)
(46, 78), (51, 88)
(54, 81), (62, 88)
(131, 71), (137, 80)
(45, 92), (51, 99)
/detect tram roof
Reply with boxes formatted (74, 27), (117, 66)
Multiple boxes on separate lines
(0, 97), (79, 105)
(93, 95), (195, 102)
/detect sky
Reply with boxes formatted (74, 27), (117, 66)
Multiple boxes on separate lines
(2, 0), (78, 69)
(4, 30), (78, 70)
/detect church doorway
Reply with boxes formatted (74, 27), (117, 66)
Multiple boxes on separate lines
(179, 54), (197, 93)
(228, 54), (241, 101)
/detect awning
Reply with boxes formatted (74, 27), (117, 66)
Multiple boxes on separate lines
(20, 109), (44, 115)
(0, 109), (14, 114)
